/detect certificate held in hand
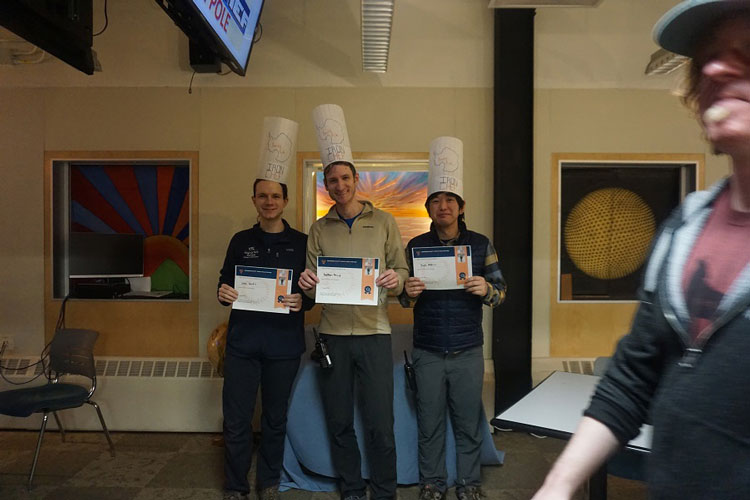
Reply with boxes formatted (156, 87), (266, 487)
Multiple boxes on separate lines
(412, 245), (472, 290)
(233, 265), (293, 314)
(316, 256), (379, 306)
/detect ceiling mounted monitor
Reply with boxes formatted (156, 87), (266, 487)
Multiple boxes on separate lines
(0, 0), (95, 75)
(156, 0), (264, 76)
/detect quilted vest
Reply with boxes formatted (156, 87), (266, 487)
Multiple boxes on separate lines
(409, 224), (488, 352)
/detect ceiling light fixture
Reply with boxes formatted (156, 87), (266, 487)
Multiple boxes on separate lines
(361, 0), (395, 73)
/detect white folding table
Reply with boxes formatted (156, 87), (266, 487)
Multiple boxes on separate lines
(491, 371), (652, 499)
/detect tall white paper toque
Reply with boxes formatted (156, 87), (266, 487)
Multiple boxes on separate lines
(312, 104), (354, 170)
(256, 116), (299, 185)
(428, 136), (464, 199)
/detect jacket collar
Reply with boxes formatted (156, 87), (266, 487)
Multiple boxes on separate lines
(250, 219), (293, 242)
(427, 219), (469, 245)
(650, 178), (750, 344)
(322, 200), (374, 221)
(644, 178), (728, 292)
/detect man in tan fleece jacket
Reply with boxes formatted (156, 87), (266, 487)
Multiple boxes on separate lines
(299, 152), (409, 500)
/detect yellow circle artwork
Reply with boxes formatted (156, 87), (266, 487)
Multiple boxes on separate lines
(564, 188), (656, 281)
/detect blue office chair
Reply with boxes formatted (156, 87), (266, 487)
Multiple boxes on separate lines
(0, 328), (115, 487)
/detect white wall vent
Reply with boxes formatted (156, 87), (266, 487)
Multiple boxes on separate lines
(0, 357), (223, 432)
(532, 357), (600, 385)
(488, 0), (603, 7)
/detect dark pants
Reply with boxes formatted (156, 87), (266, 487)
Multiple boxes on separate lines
(413, 346), (484, 493)
(318, 334), (397, 499)
(223, 350), (300, 494)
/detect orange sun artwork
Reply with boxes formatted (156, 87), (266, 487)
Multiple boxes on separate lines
(316, 171), (430, 246)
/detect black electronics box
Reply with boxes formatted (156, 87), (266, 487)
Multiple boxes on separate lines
(74, 281), (130, 299)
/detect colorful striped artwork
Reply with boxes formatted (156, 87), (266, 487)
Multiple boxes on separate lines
(70, 164), (190, 291)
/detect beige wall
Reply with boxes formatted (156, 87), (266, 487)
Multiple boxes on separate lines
(2, 85), (733, 360)
(532, 88), (731, 358)
(0, 2), (733, 362)
(0, 90), (46, 354)
(2, 87), (735, 362)
(0, 86), (494, 357)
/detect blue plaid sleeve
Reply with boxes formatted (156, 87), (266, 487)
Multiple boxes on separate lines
(482, 241), (506, 308)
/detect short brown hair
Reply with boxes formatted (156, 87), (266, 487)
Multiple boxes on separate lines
(253, 178), (288, 200)
(323, 161), (357, 182)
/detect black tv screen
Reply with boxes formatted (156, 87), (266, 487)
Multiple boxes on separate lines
(69, 232), (144, 278)
(0, 0), (94, 75)
(156, 0), (264, 76)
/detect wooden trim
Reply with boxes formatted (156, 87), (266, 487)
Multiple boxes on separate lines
(295, 151), (316, 229)
(549, 153), (705, 357)
(43, 151), (200, 357)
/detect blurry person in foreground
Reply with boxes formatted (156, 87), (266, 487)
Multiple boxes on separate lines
(534, 1), (750, 499)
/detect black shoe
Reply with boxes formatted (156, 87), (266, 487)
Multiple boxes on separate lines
(223, 491), (249, 500)
(258, 485), (280, 500)
(419, 484), (446, 500)
(456, 486), (483, 500)
(342, 493), (367, 500)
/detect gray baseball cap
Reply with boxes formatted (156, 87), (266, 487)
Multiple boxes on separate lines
(653, 0), (750, 57)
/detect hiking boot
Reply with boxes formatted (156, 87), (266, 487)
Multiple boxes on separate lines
(419, 484), (446, 500)
(342, 492), (367, 500)
(456, 486), (483, 500)
(223, 491), (249, 500)
(258, 485), (279, 500)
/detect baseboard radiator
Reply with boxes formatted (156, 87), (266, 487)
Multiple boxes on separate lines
(531, 357), (598, 385)
(0, 357), (224, 432)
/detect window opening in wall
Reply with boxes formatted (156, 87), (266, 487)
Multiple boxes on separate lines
(52, 160), (192, 300)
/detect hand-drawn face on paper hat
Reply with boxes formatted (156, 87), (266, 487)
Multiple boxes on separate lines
(312, 104), (354, 170)
(256, 116), (299, 185)
(428, 136), (464, 199)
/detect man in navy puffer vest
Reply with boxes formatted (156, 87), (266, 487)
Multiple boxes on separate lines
(400, 137), (506, 500)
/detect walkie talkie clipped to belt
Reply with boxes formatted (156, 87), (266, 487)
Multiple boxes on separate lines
(311, 328), (332, 369)
(404, 350), (417, 393)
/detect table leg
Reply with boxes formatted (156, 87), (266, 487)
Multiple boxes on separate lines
(588, 464), (607, 500)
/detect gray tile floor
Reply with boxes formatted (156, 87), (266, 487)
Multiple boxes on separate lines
(0, 430), (645, 500)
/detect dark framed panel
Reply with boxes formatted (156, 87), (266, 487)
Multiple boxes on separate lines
(548, 153), (705, 359)
(559, 162), (697, 301)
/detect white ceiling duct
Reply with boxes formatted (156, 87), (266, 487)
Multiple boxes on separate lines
(361, 0), (395, 73)
(488, 0), (603, 7)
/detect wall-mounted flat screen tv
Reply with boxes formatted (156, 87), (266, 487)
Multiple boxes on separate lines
(69, 232), (145, 278)
(156, 0), (264, 76)
(0, 0), (95, 75)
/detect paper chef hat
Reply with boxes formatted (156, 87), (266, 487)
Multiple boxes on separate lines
(312, 104), (354, 170)
(256, 116), (299, 185)
(428, 136), (464, 199)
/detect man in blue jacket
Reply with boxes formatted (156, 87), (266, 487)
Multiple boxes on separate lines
(534, 1), (750, 499)
(401, 137), (506, 500)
